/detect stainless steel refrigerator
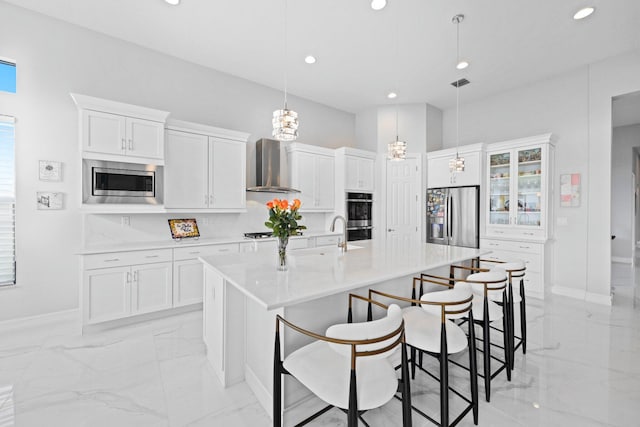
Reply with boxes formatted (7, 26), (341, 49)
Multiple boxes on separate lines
(426, 186), (480, 248)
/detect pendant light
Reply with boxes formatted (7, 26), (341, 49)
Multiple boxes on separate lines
(449, 14), (465, 172)
(272, 0), (299, 141)
(387, 2), (407, 161)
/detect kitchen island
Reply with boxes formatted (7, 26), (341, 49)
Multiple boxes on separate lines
(200, 239), (486, 421)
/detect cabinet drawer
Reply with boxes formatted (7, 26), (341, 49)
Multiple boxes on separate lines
(84, 249), (172, 270)
(288, 238), (309, 250)
(174, 243), (239, 261)
(316, 235), (340, 247)
(481, 239), (542, 255)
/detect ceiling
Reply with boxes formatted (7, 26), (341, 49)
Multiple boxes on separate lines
(4, 0), (640, 113)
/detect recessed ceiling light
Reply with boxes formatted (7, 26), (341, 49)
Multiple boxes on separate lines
(456, 60), (469, 70)
(387, 92), (397, 99)
(165, 0), (180, 5)
(304, 55), (316, 64)
(371, 0), (387, 11)
(573, 7), (595, 20)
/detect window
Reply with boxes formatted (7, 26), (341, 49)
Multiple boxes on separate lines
(0, 117), (15, 286)
(0, 59), (16, 93)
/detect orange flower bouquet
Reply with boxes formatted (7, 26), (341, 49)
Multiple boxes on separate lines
(265, 198), (306, 270)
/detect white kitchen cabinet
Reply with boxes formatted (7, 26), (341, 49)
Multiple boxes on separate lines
(172, 243), (240, 307)
(287, 143), (335, 212)
(82, 249), (173, 325)
(336, 148), (376, 192)
(164, 121), (250, 211)
(485, 134), (555, 240)
(427, 143), (484, 188)
(71, 93), (169, 163)
(480, 238), (549, 299)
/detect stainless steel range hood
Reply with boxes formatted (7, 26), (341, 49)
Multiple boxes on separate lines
(246, 138), (300, 193)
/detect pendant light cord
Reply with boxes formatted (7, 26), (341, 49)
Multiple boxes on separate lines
(455, 16), (460, 158)
(395, 1), (400, 141)
(283, 0), (288, 110)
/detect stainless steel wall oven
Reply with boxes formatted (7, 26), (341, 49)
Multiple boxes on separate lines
(346, 192), (373, 241)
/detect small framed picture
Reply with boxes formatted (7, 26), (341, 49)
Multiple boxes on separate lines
(39, 160), (62, 181)
(37, 192), (64, 210)
(168, 218), (200, 240)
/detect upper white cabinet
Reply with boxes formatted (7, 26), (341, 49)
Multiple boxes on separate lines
(287, 143), (335, 212)
(427, 143), (484, 188)
(71, 93), (170, 164)
(485, 133), (555, 240)
(164, 120), (249, 211)
(336, 147), (376, 192)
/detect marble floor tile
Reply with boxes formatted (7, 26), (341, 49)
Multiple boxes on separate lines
(1, 275), (640, 426)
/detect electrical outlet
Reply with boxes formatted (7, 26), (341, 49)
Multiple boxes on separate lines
(121, 216), (131, 227)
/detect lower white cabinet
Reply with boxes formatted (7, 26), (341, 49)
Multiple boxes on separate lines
(173, 243), (240, 307)
(83, 256), (173, 325)
(480, 238), (548, 299)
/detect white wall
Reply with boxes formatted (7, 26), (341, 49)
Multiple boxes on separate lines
(611, 125), (640, 260)
(442, 49), (640, 303)
(0, 3), (355, 322)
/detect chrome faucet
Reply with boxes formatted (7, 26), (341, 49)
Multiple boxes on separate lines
(330, 215), (348, 252)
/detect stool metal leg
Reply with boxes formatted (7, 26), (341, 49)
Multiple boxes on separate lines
(520, 278), (527, 354)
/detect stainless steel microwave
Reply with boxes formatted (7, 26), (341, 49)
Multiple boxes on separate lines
(82, 160), (163, 205)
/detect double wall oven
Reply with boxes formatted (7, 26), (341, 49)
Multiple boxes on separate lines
(346, 192), (373, 241)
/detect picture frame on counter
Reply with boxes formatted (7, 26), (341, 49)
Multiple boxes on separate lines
(37, 192), (64, 210)
(168, 218), (200, 240)
(39, 160), (62, 181)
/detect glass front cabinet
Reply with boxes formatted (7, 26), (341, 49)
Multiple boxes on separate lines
(486, 134), (555, 239)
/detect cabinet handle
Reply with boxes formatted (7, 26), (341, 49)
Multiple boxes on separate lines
(104, 258), (120, 262)
(205, 194), (209, 205)
(495, 230), (504, 234)
(189, 251), (201, 255)
(218, 249), (229, 252)
(126, 272), (131, 283)
(210, 194), (215, 205)
(128, 139), (133, 150)
(524, 232), (534, 236)
(145, 255), (159, 258)
(519, 245), (531, 249)
(133, 271), (138, 282)
(121, 138), (126, 150)
(489, 243), (498, 246)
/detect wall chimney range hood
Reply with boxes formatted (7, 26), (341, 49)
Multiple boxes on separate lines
(246, 138), (300, 193)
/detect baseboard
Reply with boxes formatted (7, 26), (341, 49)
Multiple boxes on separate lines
(0, 308), (79, 333)
(585, 292), (612, 306)
(550, 285), (612, 306)
(245, 364), (273, 420)
(612, 256), (633, 264)
(551, 285), (586, 300)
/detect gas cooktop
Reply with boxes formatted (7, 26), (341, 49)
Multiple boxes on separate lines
(244, 232), (274, 239)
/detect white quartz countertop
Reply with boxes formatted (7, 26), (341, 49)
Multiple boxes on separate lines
(79, 231), (340, 255)
(200, 240), (488, 310)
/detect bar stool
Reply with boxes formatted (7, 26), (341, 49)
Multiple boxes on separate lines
(422, 268), (510, 402)
(367, 277), (479, 427)
(273, 300), (412, 427)
(472, 258), (527, 369)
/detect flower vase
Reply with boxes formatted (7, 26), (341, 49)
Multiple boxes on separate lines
(277, 236), (289, 271)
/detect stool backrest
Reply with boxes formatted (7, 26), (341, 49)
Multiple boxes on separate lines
(419, 288), (473, 321)
(326, 304), (403, 361)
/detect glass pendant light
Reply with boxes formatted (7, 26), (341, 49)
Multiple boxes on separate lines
(272, 0), (299, 142)
(387, 2), (406, 161)
(450, 14), (465, 172)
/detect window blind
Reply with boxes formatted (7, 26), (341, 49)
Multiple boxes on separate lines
(0, 117), (15, 286)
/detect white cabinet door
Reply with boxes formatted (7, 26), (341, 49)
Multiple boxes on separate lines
(84, 266), (131, 324)
(173, 259), (204, 307)
(346, 157), (375, 192)
(83, 110), (127, 156)
(131, 262), (173, 315)
(293, 151), (317, 210)
(210, 137), (246, 209)
(165, 130), (209, 208)
(127, 118), (164, 159)
(82, 110), (163, 159)
(427, 156), (453, 188)
(315, 154), (335, 210)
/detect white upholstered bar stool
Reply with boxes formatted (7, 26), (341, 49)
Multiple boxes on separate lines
(368, 278), (479, 427)
(273, 302), (412, 427)
(472, 258), (527, 369)
(422, 268), (510, 402)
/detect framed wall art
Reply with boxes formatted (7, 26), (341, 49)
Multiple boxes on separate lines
(39, 160), (62, 181)
(37, 192), (64, 210)
(560, 173), (580, 207)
